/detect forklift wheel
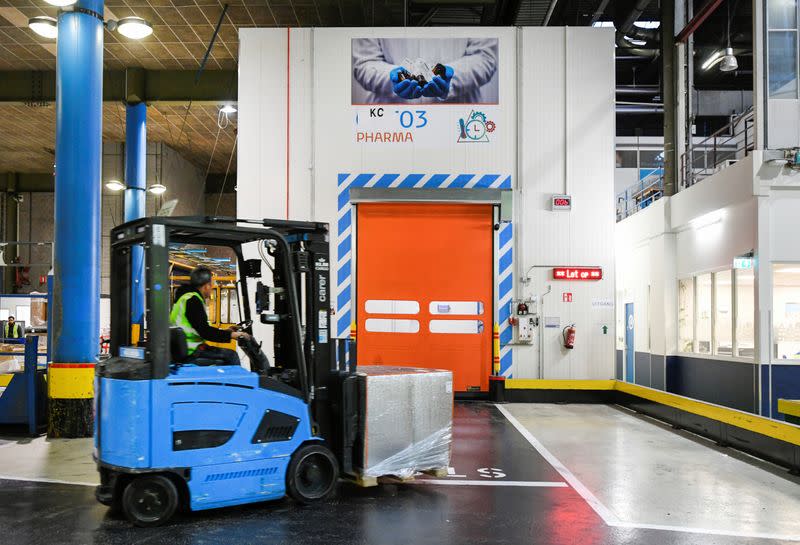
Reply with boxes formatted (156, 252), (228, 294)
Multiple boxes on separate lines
(121, 475), (179, 527)
(286, 444), (339, 504)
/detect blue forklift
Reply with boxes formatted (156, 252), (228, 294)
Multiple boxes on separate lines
(95, 216), (359, 526)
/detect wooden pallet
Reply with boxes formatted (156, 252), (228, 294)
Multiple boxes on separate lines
(352, 467), (449, 488)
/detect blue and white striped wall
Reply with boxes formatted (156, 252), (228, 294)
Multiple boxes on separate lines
(335, 173), (514, 377)
(496, 222), (513, 377)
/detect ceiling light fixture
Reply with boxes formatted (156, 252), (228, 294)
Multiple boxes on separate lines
(115, 17), (153, 40)
(148, 183), (167, 195)
(720, 47), (739, 72)
(719, 1), (738, 73)
(43, 0), (77, 6)
(220, 105), (237, 114)
(28, 16), (58, 39)
(105, 179), (126, 191)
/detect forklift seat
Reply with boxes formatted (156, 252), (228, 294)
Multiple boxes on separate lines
(170, 326), (236, 367)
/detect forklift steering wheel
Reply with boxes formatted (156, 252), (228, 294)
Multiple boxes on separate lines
(235, 319), (252, 331)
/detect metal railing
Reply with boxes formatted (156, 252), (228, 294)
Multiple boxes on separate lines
(681, 109), (755, 188)
(616, 170), (664, 222)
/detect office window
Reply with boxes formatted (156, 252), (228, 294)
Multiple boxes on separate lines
(696, 274), (712, 354)
(639, 150), (665, 168)
(769, 31), (799, 98)
(769, 0), (797, 28)
(773, 264), (800, 360)
(616, 150), (637, 168)
(678, 278), (694, 352)
(735, 269), (755, 358)
(714, 271), (733, 356)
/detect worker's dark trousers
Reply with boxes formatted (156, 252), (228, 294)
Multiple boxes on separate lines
(186, 344), (241, 366)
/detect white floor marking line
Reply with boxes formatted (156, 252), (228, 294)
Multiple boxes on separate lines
(494, 404), (621, 525)
(495, 404), (800, 543)
(0, 474), (96, 487)
(412, 479), (568, 487)
(616, 521), (800, 543)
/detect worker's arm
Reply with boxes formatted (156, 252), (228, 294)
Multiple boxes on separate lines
(184, 297), (232, 344)
(446, 38), (498, 99)
(352, 38), (396, 97)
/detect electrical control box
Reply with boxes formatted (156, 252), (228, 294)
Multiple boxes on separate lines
(509, 299), (537, 344)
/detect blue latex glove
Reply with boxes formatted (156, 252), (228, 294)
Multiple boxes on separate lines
(422, 65), (454, 99)
(390, 67), (423, 100)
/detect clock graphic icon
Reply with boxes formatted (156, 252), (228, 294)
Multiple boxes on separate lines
(458, 111), (494, 143)
(465, 119), (487, 141)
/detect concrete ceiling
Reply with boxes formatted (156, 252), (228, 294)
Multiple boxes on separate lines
(0, 102), (236, 173)
(0, 0), (554, 176)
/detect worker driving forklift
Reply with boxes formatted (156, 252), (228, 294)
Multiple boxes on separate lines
(95, 216), (359, 526)
(170, 265), (251, 366)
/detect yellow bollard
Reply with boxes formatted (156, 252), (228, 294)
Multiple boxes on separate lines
(493, 323), (500, 375)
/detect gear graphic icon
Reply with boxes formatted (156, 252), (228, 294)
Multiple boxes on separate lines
(471, 111), (487, 122)
(486, 120), (496, 133)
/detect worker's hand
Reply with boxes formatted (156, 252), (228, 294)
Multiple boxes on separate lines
(390, 67), (423, 100)
(422, 65), (454, 99)
(231, 331), (251, 341)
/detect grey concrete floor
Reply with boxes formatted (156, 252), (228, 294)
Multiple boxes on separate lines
(1, 403), (799, 544)
(503, 403), (800, 542)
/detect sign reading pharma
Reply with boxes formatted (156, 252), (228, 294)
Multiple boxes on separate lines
(351, 37), (500, 146)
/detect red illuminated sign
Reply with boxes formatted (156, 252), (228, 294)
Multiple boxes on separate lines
(551, 194), (572, 211)
(553, 267), (603, 281)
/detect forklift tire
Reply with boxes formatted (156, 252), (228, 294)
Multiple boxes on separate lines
(121, 475), (179, 527)
(286, 444), (339, 504)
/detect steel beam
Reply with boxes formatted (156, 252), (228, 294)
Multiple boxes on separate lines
(675, 0), (725, 43)
(0, 173), (53, 192)
(0, 69), (237, 105)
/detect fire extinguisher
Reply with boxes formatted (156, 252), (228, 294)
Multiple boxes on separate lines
(562, 324), (576, 349)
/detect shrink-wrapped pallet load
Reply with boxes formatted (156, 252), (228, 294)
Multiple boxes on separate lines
(355, 366), (453, 484)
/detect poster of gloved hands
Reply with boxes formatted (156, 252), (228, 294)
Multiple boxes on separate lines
(352, 38), (499, 105)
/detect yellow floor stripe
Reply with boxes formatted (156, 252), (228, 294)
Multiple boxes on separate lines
(0, 374), (12, 388)
(506, 379), (616, 390)
(777, 399), (800, 419)
(504, 378), (800, 446)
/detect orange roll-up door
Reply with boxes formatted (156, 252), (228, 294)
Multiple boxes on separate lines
(356, 202), (493, 392)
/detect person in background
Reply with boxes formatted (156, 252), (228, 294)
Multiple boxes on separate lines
(170, 267), (250, 366)
(3, 316), (22, 339)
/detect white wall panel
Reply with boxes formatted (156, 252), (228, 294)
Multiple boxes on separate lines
(770, 194), (800, 261)
(617, 157), (757, 358)
(238, 28), (290, 221)
(239, 26), (616, 379)
(517, 27), (616, 379)
(675, 199), (756, 278)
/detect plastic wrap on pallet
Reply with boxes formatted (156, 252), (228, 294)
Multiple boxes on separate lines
(357, 366), (453, 480)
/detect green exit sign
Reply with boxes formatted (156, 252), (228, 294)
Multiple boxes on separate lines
(734, 257), (753, 269)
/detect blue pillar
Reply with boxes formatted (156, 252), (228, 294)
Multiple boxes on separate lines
(125, 102), (146, 327)
(49, 0), (103, 438)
